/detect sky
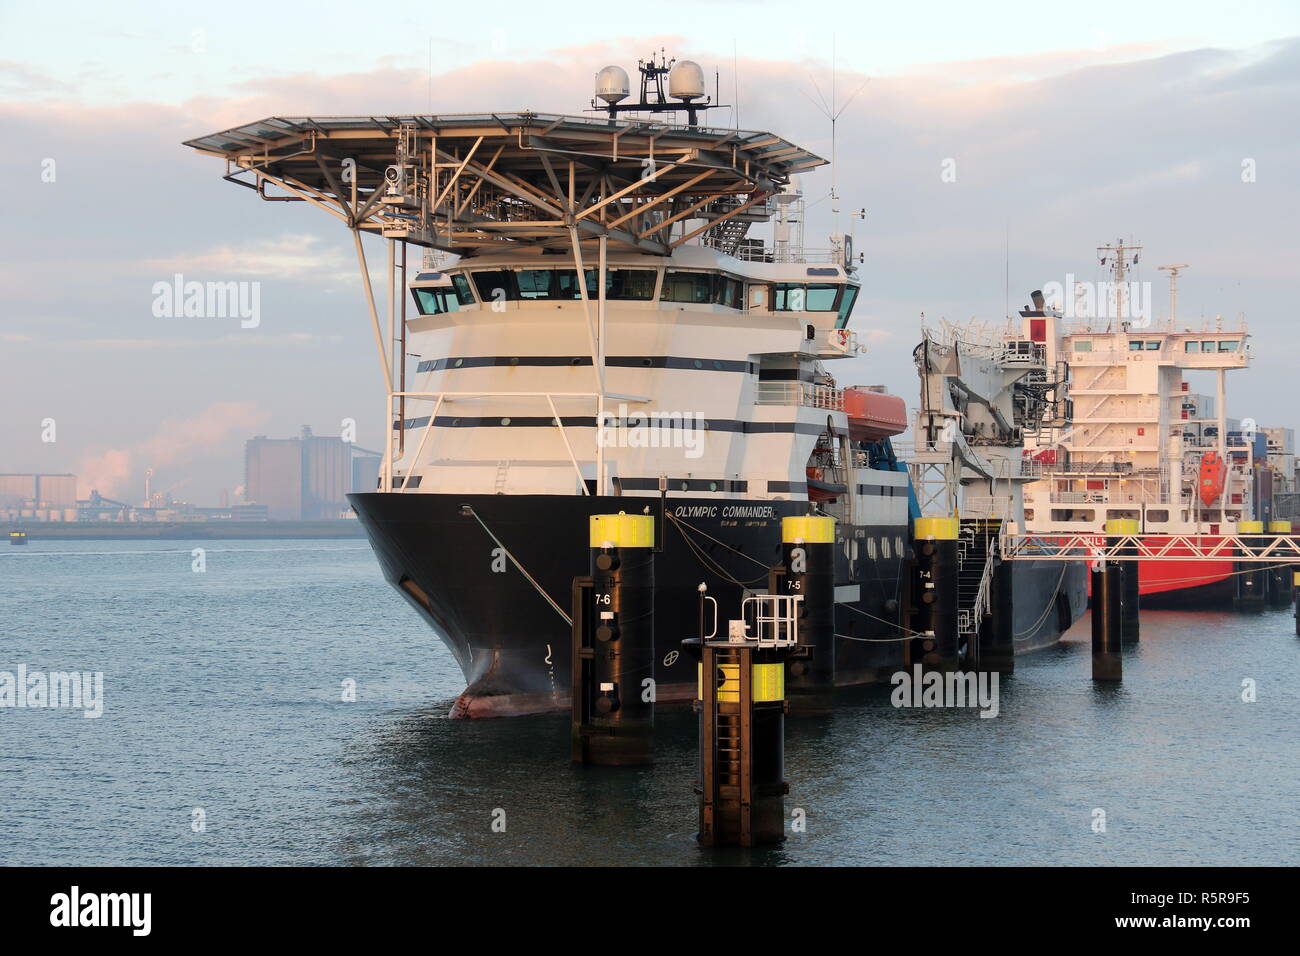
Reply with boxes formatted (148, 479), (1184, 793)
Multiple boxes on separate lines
(2, 1), (1299, 505)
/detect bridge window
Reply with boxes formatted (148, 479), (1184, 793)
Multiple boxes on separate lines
(715, 275), (744, 309)
(451, 274), (474, 304)
(516, 269), (563, 299)
(836, 286), (859, 328)
(411, 287), (463, 315)
(1185, 341), (1200, 352)
(662, 270), (715, 303)
(470, 270), (514, 303)
(597, 269), (657, 300)
(468, 267), (660, 302)
(1074, 339), (1093, 352)
(773, 282), (840, 312)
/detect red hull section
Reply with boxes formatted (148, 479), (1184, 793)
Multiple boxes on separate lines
(1138, 557), (1235, 596)
(1083, 535), (1235, 603)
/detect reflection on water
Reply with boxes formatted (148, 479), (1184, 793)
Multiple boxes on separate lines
(1, 541), (1297, 865)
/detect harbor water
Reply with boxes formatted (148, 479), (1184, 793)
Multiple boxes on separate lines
(1, 539), (1297, 866)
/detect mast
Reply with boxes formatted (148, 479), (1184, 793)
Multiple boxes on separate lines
(1097, 238), (1141, 330)
(1158, 263), (1188, 330)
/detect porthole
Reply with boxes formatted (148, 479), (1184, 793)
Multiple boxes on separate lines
(454, 358), (464, 367)
(501, 417), (511, 426)
(882, 537), (892, 559)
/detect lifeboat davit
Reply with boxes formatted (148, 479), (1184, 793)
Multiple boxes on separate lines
(1198, 451), (1227, 507)
(844, 387), (908, 443)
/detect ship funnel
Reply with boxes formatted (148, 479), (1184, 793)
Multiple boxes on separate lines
(595, 65), (630, 105)
(669, 60), (705, 101)
(1031, 290), (1045, 311)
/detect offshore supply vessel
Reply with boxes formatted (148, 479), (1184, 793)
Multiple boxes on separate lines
(1019, 242), (1290, 607)
(185, 55), (1082, 716)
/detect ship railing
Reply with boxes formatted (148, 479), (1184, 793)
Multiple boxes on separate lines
(754, 381), (845, 411)
(1047, 492), (1177, 505)
(727, 243), (845, 264)
(998, 340), (1047, 367)
(739, 594), (803, 647)
(390, 388), (651, 496)
(958, 544), (997, 641)
(1038, 460), (1134, 475)
(1018, 458), (1043, 478)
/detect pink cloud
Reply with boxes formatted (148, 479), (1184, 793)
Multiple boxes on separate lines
(78, 401), (270, 500)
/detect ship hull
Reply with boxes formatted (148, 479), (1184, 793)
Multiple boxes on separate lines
(1011, 558), (1089, 653)
(350, 492), (1087, 716)
(1080, 536), (1236, 608)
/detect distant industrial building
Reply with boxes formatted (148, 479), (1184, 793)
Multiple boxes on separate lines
(244, 427), (380, 520)
(352, 453), (382, 496)
(0, 473), (79, 521)
(246, 437), (304, 520)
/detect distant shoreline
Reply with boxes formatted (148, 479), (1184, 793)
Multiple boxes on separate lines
(3, 521), (368, 540)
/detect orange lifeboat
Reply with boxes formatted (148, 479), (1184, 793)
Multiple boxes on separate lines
(1198, 451), (1227, 506)
(844, 387), (908, 443)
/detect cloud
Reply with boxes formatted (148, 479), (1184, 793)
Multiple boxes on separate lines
(77, 401), (270, 500)
(3, 34), (1300, 505)
(141, 233), (351, 282)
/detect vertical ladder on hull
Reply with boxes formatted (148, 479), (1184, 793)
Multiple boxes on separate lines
(494, 460), (509, 494)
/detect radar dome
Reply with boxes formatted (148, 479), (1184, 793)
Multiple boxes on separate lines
(669, 60), (705, 101)
(595, 65), (630, 104)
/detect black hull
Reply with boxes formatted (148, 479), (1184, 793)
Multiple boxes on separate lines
(349, 492), (1088, 716)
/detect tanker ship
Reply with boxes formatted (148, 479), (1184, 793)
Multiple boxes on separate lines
(1020, 242), (1291, 607)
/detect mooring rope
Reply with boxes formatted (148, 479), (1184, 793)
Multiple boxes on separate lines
(465, 507), (572, 626)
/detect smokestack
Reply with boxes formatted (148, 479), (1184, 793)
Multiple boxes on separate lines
(1031, 289), (1045, 311)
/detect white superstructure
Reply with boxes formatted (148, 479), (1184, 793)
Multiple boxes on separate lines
(1019, 245), (1257, 535)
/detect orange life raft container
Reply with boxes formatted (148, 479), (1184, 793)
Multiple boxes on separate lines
(1198, 451), (1227, 507)
(843, 387), (907, 443)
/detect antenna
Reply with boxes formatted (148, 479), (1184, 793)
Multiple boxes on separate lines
(1004, 223), (1010, 320)
(1158, 263), (1189, 330)
(805, 43), (868, 235)
(733, 39), (739, 129)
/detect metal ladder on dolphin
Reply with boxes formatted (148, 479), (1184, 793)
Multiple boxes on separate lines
(956, 518), (1000, 666)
